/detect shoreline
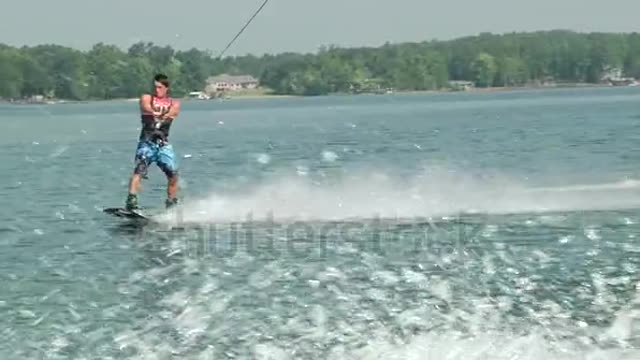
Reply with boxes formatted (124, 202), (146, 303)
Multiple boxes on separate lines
(1, 83), (631, 105)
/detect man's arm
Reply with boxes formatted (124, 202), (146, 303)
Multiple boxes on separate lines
(139, 94), (161, 116)
(162, 99), (181, 120)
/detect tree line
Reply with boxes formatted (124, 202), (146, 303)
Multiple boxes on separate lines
(1, 30), (639, 100)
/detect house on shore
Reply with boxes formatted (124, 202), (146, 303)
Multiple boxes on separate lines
(448, 80), (474, 91)
(205, 74), (259, 93)
(601, 67), (638, 86)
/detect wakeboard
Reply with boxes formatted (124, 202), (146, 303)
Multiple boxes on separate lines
(103, 207), (153, 222)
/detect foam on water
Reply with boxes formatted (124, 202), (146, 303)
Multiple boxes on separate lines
(90, 185), (639, 359)
(6, 187), (640, 359)
(157, 167), (640, 225)
(88, 240), (640, 359)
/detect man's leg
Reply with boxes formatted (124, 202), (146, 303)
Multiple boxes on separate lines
(166, 173), (179, 205)
(125, 173), (142, 210)
(126, 142), (153, 210)
(128, 173), (142, 194)
(158, 143), (179, 208)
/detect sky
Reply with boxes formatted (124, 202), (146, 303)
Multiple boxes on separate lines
(1, 0), (639, 56)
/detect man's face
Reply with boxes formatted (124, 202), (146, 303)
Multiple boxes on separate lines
(154, 81), (168, 97)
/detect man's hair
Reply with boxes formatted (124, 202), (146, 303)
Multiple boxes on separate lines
(154, 73), (170, 87)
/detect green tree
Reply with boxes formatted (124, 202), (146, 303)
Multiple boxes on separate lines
(472, 52), (497, 87)
(2, 30), (640, 100)
(25, 45), (88, 99)
(0, 48), (23, 98)
(495, 57), (528, 86)
(20, 55), (50, 96)
(175, 48), (211, 92)
(86, 43), (128, 99)
(120, 57), (154, 98)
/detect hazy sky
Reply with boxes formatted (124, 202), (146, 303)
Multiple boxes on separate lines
(2, 1), (638, 55)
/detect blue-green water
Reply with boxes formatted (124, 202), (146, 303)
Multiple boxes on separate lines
(2, 87), (640, 359)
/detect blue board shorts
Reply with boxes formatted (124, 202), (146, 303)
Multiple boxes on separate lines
(133, 140), (178, 178)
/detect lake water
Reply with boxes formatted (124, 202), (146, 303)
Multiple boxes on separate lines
(2, 87), (640, 359)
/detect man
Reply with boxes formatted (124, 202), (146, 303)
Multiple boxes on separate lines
(125, 73), (181, 210)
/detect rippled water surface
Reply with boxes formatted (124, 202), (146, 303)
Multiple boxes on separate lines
(2, 88), (640, 359)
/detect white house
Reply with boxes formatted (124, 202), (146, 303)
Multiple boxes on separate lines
(601, 67), (637, 86)
(205, 74), (259, 92)
(448, 80), (474, 91)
